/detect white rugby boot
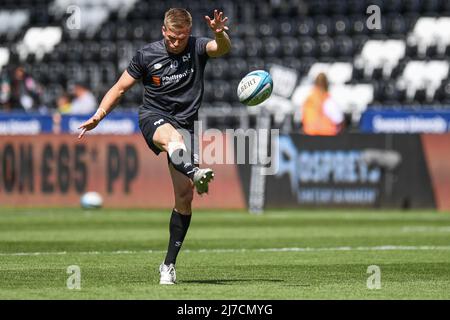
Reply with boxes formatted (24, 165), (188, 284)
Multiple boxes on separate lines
(193, 168), (214, 195)
(159, 263), (176, 285)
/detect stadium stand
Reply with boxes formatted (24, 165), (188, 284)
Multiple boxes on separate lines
(0, 0), (449, 127)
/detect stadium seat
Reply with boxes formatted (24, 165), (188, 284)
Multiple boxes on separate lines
(314, 16), (332, 36)
(434, 81), (450, 104)
(229, 37), (245, 58)
(334, 35), (354, 57)
(279, 20), (296, 37)
(398, 60), (449, 102)
(210, 80), (232, 103)
(291, 84), (313, 113)
(346, 0), (366, 14)
(435, 17), (450, 55)
(246, 57), (265, 73)
(397, 60), (427, 101)
(262, 37), (281, 57)
(407, 17), (438, 57)
(356, 40), (405, 80)
(0, 10), (29, 38)
(257, 20), (279, 37)
(296, 17), (314, 37)
(18, 27), (62, 61)
(387, 14), (408, 35)
(317, 36), (335, 57)
(298, 36), (317, 57)
(284, 57), (302, 72)
(0, 48), (10, 71)
(349, 15), (368, 35)
(307, 0), (329, 15)
(205, 59), (229, 80)
(244, 37), (263, 57)
(332, 15), (351, 35)
(227, 58), (248, 79)
(269, 64), (298, 99)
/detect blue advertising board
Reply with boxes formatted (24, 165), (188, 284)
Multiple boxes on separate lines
(360, 108), (450, 133)
(0, 113), (53, 134)
(0, 112), (139, 135)
(59, 112), (139, 134)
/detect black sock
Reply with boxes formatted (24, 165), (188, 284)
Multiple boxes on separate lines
(164, 209), (192, 266)
(168, 148), (197, 179)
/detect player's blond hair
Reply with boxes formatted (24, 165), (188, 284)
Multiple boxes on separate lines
(164, 8), (192, 30)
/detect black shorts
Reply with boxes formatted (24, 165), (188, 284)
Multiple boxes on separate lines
(139, 113), (199, 164)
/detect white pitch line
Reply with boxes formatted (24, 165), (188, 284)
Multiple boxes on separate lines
(402, 226), (450, 233)
(1, 245), (450, 257)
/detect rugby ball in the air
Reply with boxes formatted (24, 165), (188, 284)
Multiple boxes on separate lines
(237, 70), (273, 106)
(80, 191), (103, 209)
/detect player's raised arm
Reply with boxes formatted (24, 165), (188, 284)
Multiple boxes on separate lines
(205, 10), (231, 58)
(78, 70), (137, 139)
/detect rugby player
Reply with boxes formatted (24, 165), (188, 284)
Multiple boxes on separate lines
(78, 8), (231, 284)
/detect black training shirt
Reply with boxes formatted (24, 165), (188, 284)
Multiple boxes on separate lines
(127, 36), (211, 127)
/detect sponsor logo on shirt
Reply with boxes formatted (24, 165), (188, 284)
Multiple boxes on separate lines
(162, 68), (194, 85)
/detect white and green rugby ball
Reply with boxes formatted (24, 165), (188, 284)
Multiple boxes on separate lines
(237, 70), (273, 106)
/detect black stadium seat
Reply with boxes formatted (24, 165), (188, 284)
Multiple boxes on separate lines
(296, 17), (314, 37)
(227, 58), (248, 79)
(281, 37), (300, 57)
(317, 36), (335, 57)
(262, 37), (281, 57)
(298, 36), (317, 57)
(332, 15), (351, 35)
(334, 36), (354, 57)
(314, 16), (333, 36)
(244, 37), (263, 57)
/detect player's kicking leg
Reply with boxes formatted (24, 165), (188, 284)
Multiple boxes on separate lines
(159, 163), (194, 285)
(153, 123), (214, 195)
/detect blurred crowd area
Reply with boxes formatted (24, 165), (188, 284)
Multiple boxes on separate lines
(0, 0), (449, 130)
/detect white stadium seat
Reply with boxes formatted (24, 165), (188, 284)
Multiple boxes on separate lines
(435, 17), (450, 55)
(0, 48), (10, 71)
(269, 64), (298, 98)
(18, 27), (62, 61)
(408, 17), (437, 55)
(406, 17), (450, 57)
(356, 40), (405, 79)
(0, 10), (29, 36)
(397, 60), (449, 100)
(307, 62), (353, 84)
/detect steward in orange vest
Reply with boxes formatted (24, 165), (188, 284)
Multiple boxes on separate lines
(301, 73), (343, 136)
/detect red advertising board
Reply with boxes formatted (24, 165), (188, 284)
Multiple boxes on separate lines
(0, 134), (246, 209)
(421, 134), (450, 212)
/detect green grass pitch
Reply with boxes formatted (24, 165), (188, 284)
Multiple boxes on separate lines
(0, 208), (449, 299)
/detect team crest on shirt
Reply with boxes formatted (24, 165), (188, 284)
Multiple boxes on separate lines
(154, 63), (162, 70)
(152, 76), (161, 86)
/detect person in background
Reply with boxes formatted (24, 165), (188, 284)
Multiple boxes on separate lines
(0, 67), (10, 111)
(70, 82), (97, 114)
(1, 66), (43, 112)
(56, 93), (72, 114)
(301, 72), (344, 136)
